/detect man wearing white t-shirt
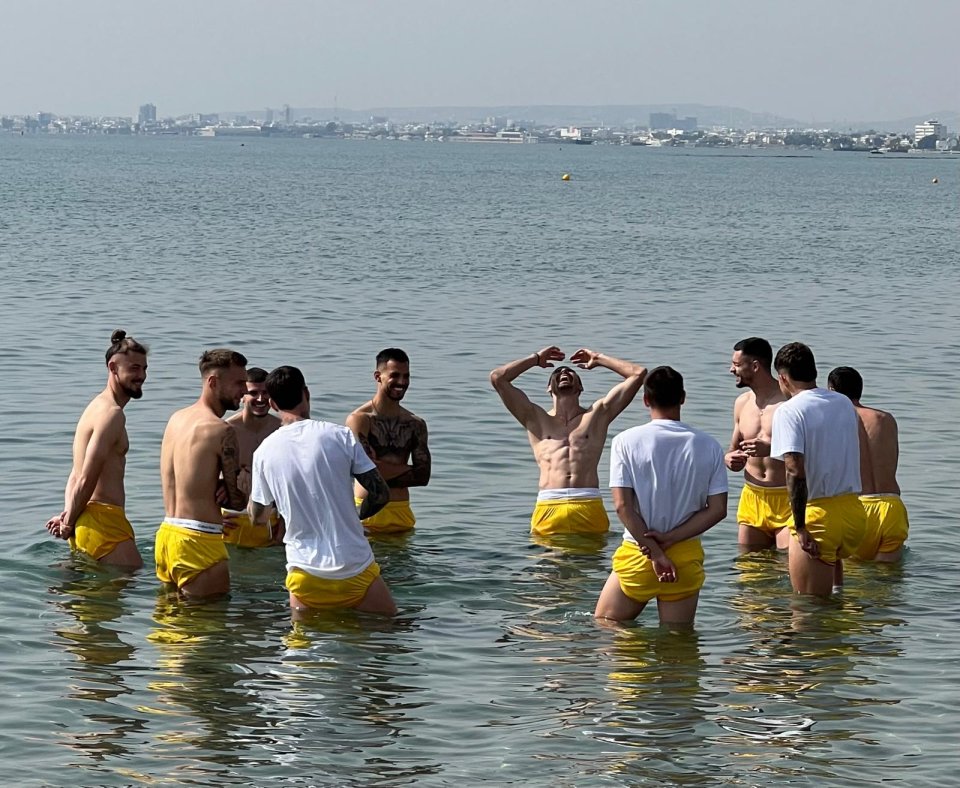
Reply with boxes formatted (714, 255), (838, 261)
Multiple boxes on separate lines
(249, 366), (396, 617)
(770, 343), (867, 597)
(595, 367), (728, 626)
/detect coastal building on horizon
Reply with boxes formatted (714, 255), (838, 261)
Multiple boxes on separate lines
(138, 103), (156, 125)
(914, 118), (947, 145)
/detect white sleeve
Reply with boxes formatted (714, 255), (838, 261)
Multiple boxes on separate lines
(609, 435), (630, 488)
(347, 430), (376, 476)
(708, 445), (728, 495)
(771, 406), (804, 460)
(249, 449), (274, 506)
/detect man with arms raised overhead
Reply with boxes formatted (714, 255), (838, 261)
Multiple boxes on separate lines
(828, 366), (908, 562)
(595, 367), (727, 626)
(770, 343), (867, 596)
(490, 347), (646, 539)
(156, 349), (248, 598)
(725, 337), (791, 551)
(223, 367), (282, 548)
(45, 330), (148, 569)
(249, 366), (396, 617)
(347, 349), (430, 534)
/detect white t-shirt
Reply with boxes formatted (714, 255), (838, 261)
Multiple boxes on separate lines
(770, 387), (861, 500)
(250, 419), (376, 579)
(609, 419), (727, 541)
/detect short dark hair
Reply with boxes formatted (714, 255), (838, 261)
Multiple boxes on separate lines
(644, 366), (684, 408)
(774, 342), (817, 383)
(828, 366), (863, 400)
(376, 348), (409, 367)
(733, 337), (773, 369)
(266, 365), (306, 410)
(199, 349), (247, 377)
(246, 367), (268, 384)
(105, 329), (148, 364)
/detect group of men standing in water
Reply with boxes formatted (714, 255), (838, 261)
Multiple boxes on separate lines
(46, 331), (908, 624)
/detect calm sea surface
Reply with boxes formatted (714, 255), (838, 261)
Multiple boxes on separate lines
(1, 135), (958, 786)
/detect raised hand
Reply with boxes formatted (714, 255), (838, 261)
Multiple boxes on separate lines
(570, 348), (601, 370)
(535, 346), (565, 368)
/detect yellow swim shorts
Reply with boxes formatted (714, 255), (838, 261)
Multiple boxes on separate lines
(792, 493), (867, 564)
(355, 499), (416, 534)
(222, 509), (280, 548)
(155, 522), (229, 589)
(612, 537), (704, 604)
(531, 497), (609, 536)
(69, 501), (135, 560)
(854, 495), (909, 559)
(736, 483), (793, 535)
(285, 562), (381, 610)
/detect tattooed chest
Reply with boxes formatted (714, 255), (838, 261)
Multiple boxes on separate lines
(369, 418), (417, 457)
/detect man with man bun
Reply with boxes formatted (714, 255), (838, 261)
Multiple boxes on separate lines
(155, 349), (248, 598)
(828, 366), (908, 561)
(771, 343), (867, 596)
(45, 330), (148, 568)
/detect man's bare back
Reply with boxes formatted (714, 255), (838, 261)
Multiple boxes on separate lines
(161, 403), (245, 524)
(854, 405), (900, 495)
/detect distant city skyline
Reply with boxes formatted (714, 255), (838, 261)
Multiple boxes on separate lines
(2, 0), (958, 123)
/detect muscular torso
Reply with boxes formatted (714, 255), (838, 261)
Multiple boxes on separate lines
(528, 404), (608, 489)
(226, 413), (280, 495)
(161, 404), (237, 523)
(73, 393), (128, 507)
(736, 392), (786, 486)
(856, 406), (900, 495)
(352, 403), (427, 502)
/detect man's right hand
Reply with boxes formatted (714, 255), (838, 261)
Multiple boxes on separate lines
(653, 554), (678, 583)
(45, 511), (70, 539)
(536, 346), (565, 367)
(725, 450), (748, 472)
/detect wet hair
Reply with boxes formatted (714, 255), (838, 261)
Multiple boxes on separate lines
(105, 329), (148, 365)
(828, 366), (863, 400)
(376, 348), (409, 367)
(733, 337), (773, 369)
(198, 349), (248, 377)
(774, 342), (817, 383)
(644, 366), (684, 408)
(266, 365), (306, 410)
(246, 367), (268, 384)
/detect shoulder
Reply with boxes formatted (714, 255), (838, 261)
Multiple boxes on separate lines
(225, 412), (242, 425)
(346, 405), (374, 428)
(733, 390), (753, 413)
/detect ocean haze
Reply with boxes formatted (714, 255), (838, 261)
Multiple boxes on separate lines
(1, 0), (958, 123)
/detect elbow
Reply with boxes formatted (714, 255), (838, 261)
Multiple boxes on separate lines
(489, 370), (504, 390)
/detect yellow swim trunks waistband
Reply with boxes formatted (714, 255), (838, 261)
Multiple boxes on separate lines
(162, 517), (223, 535)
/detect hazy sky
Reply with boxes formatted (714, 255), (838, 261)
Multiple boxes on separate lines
(3, 0), (957, 122)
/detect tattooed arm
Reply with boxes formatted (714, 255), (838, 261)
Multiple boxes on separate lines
(219, 425), (247, 511)
(355, 468), (389, 520)
(784, 451), (818, 557)
(386, 419), (431, 488)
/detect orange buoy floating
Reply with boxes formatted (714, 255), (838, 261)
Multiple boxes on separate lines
(561, 173), (571, 181)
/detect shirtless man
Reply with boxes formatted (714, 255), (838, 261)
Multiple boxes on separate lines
(347, 348), (431, 534)
(156, 349), (248, 598)
(490, 346), (646, 538)
(223, 367), (282, 548)
(770, 343), (866, 596)
(45, 330), (147, 569)
(725, 337), (791, 551)
(828, 366), (908, 562)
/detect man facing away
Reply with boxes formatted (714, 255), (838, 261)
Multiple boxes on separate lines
(828, 366), (908, 562)
(156, 349), (249, 598)
(223, 367), (282, 548)
(725, 337), (791, 551)
(347, 348), (431, 535)
(490, 346), (647, 538)
(249, 366), (396, 617)
(770, 343), (867, 596)
(45, 330), (148, 569)
(594, 367), (727, 626)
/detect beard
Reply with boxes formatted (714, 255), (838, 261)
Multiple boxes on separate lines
(122, 384), (144, 399)
(220, 394), (240, 412)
